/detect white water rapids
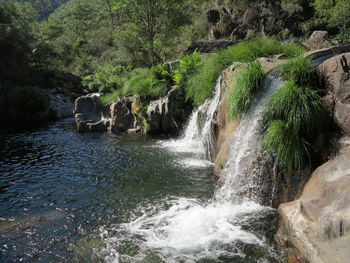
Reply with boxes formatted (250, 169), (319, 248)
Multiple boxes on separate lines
(100, 75), (285, 262)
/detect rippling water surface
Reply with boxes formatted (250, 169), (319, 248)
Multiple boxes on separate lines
(0, 118), (283, 262)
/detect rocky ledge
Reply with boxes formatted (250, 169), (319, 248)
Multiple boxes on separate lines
(74, 88), (191, 135)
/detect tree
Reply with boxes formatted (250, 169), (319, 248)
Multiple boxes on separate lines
(313, 0), (350, 41)
(114, 0), (191, 66)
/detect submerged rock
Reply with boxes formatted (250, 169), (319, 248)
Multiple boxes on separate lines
(317, 53), (350, 135)
(277, 141), (350, 263)
(74, 94), (111, 132)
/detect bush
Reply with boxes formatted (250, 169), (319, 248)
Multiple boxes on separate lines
(124, 65), (173, 98)
(83, 65), (129, 94)
(173, 51), (202, 87)
(229, 62), (266, 117)
(263, 78), (326, 171)
(10, 86), (49, 114)
(277, 56), (314, 85)
(100, 65), (174, 104)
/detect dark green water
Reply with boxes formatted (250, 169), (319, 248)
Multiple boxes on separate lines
(0, 119), (283, 262)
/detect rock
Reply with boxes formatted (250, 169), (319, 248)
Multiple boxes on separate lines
(110, 97), (135, 133)
(277, 144), (350, 263)
(305, 44), (350, 61)
(317, 53), (350, 135)
(303, 31), (333, 51)
(74, 94), (110, 132)
(147, 88), (191, 134)
(164, 60), (180, 74)
(242, 8), (259, 26)
(42, 88), (74, 119)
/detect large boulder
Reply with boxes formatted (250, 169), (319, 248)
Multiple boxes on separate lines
(147, 88), (191, 134)
(303, 31), (333, 51)
(74, 94), (110, 132)
(317, 53), (350, 135)
(42, 88), (74, 119)
(110, 97), (135, 133)
(277, 140), (350, 263)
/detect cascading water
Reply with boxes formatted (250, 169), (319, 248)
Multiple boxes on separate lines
(160, 76), (222, 164)
(100, 75), (285, 262)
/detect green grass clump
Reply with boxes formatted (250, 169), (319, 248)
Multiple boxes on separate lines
(277, 56), (314, 85)
(186, 37), (305, 106)
(263, 120), (308, 172)
(230, 62), (266, 117)
(263, 78), (326, 171)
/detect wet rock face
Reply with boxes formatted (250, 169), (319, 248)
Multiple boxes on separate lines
(74, 94), (111, 132)
(277, 144), (350, 263)
(110, 97), (135, 133)
(147, 88), (191, 135)
(317, 53), (350, 135)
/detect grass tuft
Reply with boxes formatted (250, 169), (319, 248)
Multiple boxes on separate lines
(277, 56), (314, 85)
(263, 120), (309, 172)
(186, 37), (305, 106)
(229, 62), (266, 117)
(263, 78), (326, 171)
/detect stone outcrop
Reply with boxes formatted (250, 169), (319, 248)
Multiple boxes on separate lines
(277, 139), (350, 263)
(42, 88), (74, 119)
(110, 97), (135, 133)
(303, 31), (334, 51)
(74, 94), (111, 132)
(317, 53), (350, 135)
(147, 88), (191, 135)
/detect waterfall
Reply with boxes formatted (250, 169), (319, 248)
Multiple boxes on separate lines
(214, 75), (283, 203)
(160, 76), (222, 161)
(101, 75), (285, 262)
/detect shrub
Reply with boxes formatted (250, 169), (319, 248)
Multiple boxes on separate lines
(10, 86), (49, 114)
(263, 78), (326, 171)
(124, 65), (173, 98)
(229, 62), (266, 117)
(83, 65), (129, 94)
(173, 51), (202, 87)
(277, 56), (314, 85)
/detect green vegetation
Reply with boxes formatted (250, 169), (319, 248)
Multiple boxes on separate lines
(187, 37), (305, 106)
(173, 51), (202, 88)
(229, 62), (266, 117)
(277, 56), (314, 85)
(312, 0), (350, 42)
(100, 65), (173, 104)
(217, 162), (224, 170)
(263, 78), (326, 171)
